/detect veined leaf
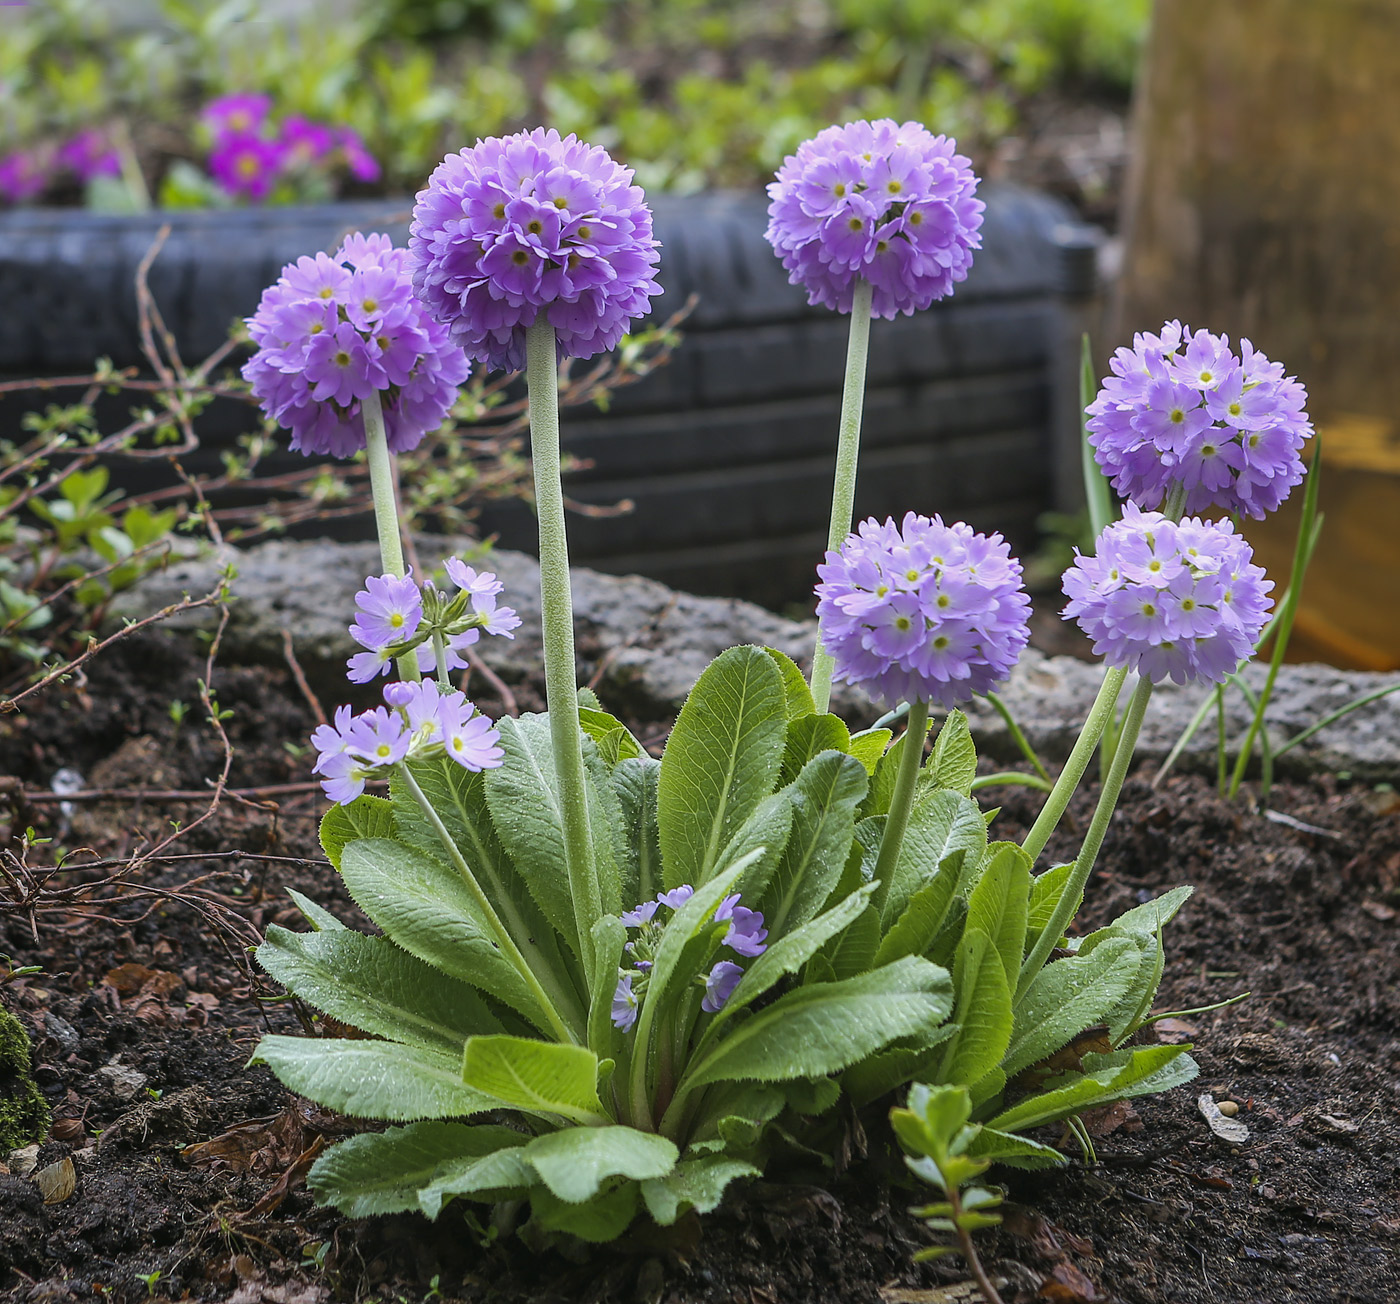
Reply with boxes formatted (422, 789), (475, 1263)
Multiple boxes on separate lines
(963, 1127), (1066, 1170)
(765, 646), (816, 720)
(579, 706), (644, 765)
(1098, 885), (1193, 938)
(878, 789), (988, 927)
(684, 956), (953, 1089)
(319, 794), (395, 870)
(657, 646), (787, 889)
(936, 929), (1014, 1088)
(711, 789), (794, 907)
(925, 709), (977, 797)
(1001, 935), (1140, 1078)
(418, 1145), (536, 1218)
(821, 901), (882, 979)
(285, 888), (347, 932)
(847, 727), (892, 774)
(686, 1082), (785, 1155)
(780, 713), (850, 785)
(531, 1182), (638, 1242)
(763, 750), (868, 936)
(613, 756), (661, 905)
(307, 1122), (529, 1218)
(874, 849), (965, 967)
(841, 1025), (958, 1107)
(523, 1126), (677, 1203)
(1026, 863), (1077, 935)
(641, 1156), (759, 1225)
(966, 843), (1031, 981)
(252, 1035), (501, 1121)
(461, 1036), (607, 1125)
(257, 926), (503, 1054)
(338, 838), (547, 1029)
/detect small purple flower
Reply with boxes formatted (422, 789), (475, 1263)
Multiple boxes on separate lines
(202, 93), (272, 140)
(815, 512), (1031, 709)
(620, 900), (660, 928)
(715, 895), (768, 957)
(765, 119), (983, 319)
(1062, 505), (1273, 685)
(410, 128), (662, 373)
(611, 973), (640, 1031)
(243, 232), (470, 458)
(1086, 323), (1312, 519)
(656, 885), (695, 909)
(349, 572), (423, 650)
(0, 149), (50, 204)
(338, 128), (381, 183)
(209, 133), (286, 202)
(278, 115), (336, 168)
(438, 693), (504, 772)
(57, 130), (121, 183)
(702, 961), (744, 1014)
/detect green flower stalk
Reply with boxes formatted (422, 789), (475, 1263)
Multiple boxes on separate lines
(360, 390), (420, 682)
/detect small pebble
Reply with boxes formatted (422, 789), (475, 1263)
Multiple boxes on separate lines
(1217, 1100), (1241, 1117)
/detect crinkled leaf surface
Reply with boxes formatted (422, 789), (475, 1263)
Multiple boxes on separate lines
(461, 1036), (605, 1124)
(523, 1126), (677, 1203)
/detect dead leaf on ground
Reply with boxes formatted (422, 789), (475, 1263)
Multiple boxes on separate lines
(245, 1137), (327, 1217)
(880, 1284), (992, 1303)
(1003, 1206), (1094, 1261)
(101, 963), (180, 998)
(1153, 1018), (1199, 1043)
(33, 1157), (76, 1205)
(1012, 1027), (1113, 1093)
(1082, 1099), (1139, 1138)
(1038, 1261), (1102, 1302)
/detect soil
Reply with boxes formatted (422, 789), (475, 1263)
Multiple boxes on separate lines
(0, 629), (1397, 1304)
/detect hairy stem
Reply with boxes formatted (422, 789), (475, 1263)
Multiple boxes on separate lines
(361, 390), (420, 682)
(526, 316), (601, 980)
(870, 699), (931, 893)
(810, 277), (873, 712)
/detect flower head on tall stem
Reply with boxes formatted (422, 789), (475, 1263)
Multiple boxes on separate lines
(765, 119), (983, 319)
(409, 128), (661, 372)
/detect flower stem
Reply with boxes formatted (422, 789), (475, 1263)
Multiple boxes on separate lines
(1020, 664), (1128, 866)
(810, 276), (873, 713)
(361, 390), (420, 682)
(432, 632), (452, 689)
(397, 764), (580, 1044)
(526, 316), (601, 980)
(1016, 674), (1152, 1003)
(870, 699), (930, 893)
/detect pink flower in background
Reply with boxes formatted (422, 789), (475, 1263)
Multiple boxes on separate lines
(279, 116), (337, 167)
(0, 149), (50, 203)
(338, 128), (381, 183)
(57, 130), (121, 183)
(209, 133), (287, 201)
(202, 93), (272, 140)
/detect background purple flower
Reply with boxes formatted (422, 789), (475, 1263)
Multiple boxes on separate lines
(816, 512), (1031, 709)
(410, 128), (661, 372)
(242, 231), (470, 458)
(0, 150), (51, 204)
(765, 119), (984, 319)
(1062, 505), (1273, 686)
(702, 961), (744, 1013)
(202, 93), (272, 140)
(57, 130), (121, 183)
(1086, 322), (1312, 519)
(209, 134), (287, 201)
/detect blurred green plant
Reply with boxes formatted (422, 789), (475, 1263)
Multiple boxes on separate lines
(2, 0), (1149, 208)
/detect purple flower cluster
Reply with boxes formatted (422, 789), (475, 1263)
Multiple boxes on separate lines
(610, 885), (768, 1030)
(1, 130), (120, 205)
(765, 119), (984, 319)
(815, 512), (1031, 709)
(345, 561), (520, 683)
(310, 678), (503, 804)
(203, 93), (380, 203)
(243, 232), (470, 458)
(1062, 505), (1273, 685)
(409, 128), (662, 373)
(1087, 321), (1312, 520)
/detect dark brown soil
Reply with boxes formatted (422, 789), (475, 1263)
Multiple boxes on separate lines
(1, 630), (1397, 1304)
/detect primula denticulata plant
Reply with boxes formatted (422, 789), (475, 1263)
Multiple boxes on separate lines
(243, 121), (1310, 1268)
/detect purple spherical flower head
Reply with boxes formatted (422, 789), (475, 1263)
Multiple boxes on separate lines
(243, 231), (470, 458)
(611, 974), (640, 1031)
(410, 128), (662, 373)
(1062, 505), (1273, 686)
(765, 119), (984, 319)
(702, 961), (744, 1014)
(1086, 323), (1312, 519)
(815, 512), (1031, 709)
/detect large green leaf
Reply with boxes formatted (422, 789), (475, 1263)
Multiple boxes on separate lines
(257, 926), (502, 1054)
(319, 794), (395, 870)
(878, 789), (988, 927)
(1001, 935), (1142, 1078)
(338, 838), (547, 1028)
(461, 1036), (607, 1125)
(873, 850), (965, 967)
(936, 929), (1014, 1088)
(307, 1122), (530, 1218)
(988, 1045), (1199, 1134)
(821, 901), (883, 979)
(765, 646), (816, 720)
(841, 1025), (958, 1107)
(523, 1126), (677, 1203)
(531, 1182), (639, 1242)
(252, 1035), (501, 1121)
(847, 727), (892, 775)
(684, 956), (953, 1089)
(657, 646), (787, 889)
(963, 1127), (1066, 1170)
(860, 722), (928, 819)
(924, 708), (977, 797)
(641, 1156), (760, 1225)
(1094, 885), (1194, 939)
(613, 756), (661, 905)
(1026, 862), (1077, 935)
(762, 750), (868, 936)
(710, 790), (794, 908)
(780, 712), (851, 785)
(965, 843), (1031, 981)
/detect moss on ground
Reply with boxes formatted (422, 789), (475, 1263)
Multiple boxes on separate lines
(0, 1002), (49, 1151)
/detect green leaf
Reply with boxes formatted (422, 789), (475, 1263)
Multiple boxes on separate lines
(780, 713), (851, 784)
(965, 843), (1031, 981)
(925, 709), (977, 797)
(588, 915), (627, 1060)
(531, 1182), (638, 1242)
(686, 1082), (786, 1155)
(841, 1025), (958, 1107)
(765, 646), (816, 720)
(285, 888), (347, 932)
(641, 1156), (759, 1225)
(964, 1127), (1066, 1170)
(307, 1122), (529, 1218)
(710, 789), (794, 907)
(893, 1080), (972, 1155)
(821, 901), (883, 980)
(524, 1126), (677, 1203)
(847, 727), (892, 775)
(1026, 863), (1077, 935)
(861, 721), (929, 819)
(339, 838), (547, 1029)
(1001, 936), (1141, 1078)
(579, 706), (644, 764)
(763, 750), (868, 936)
(1097, 885), (1193, 938)
(989, 1045), (1199, 1134)
(251, 1035), (501, 1121)
(257, 927), (502, 1054)
(878, 789), (988, 927)
(461, 1036), (607, 1125)
(613, 756), (661, 904)
(684, 956), (953, 1089)
(319, 794), (395, 870)
(873, 850), (965, 967)
(657, 646), (787, 889)
(936, 929), (1014, 1088)
(417, 1145), (537, 1218)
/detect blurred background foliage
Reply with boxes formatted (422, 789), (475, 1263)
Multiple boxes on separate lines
(1, 0), (1148, 203)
